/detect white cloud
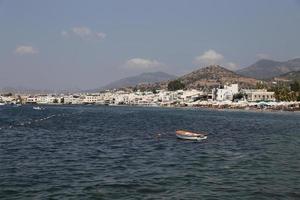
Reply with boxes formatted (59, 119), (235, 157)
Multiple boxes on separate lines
(257, 53), (271, 60)
(14, 45), (38, 55)
(61, 30), (69, 37)
(194, 49), (224, 65)
(124, 58), (164, 70)
(72, 27), (92, 38)
(95, 32), (106, 40)
(226, 62), (239, 71)
(62, 26), (106, 41)
(193, 49), (239, 71)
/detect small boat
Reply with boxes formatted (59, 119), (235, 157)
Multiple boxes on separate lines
(33, 106), (43, 110)
(0, 102), (5, 106)
(176, 130), (207, 141)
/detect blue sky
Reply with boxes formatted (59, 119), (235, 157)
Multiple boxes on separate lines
(0, 0), (300, 89)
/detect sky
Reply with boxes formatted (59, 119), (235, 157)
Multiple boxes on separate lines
(0, 0), (300, 90)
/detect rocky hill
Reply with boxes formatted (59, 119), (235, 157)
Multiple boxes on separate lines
(237, 58), (300, 79)
(138, 65), (259, 90)
(0, 87), (55, 95)
(101, 71), (176, 90)
(177, 65), (258, 89)
(271, 71), (300, 83)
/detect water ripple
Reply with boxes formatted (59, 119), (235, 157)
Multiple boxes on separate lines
(0, 105), (299, 199)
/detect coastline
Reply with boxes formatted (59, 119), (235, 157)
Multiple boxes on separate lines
(161, 105), (300, 113)
(98, 101), (300, 113)
(9, 102), (299, 113)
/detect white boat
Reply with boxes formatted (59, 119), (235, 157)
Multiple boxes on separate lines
(33, 106), (43, 110)
(176, 130), (207, 141)
(0, 102), (5, 106)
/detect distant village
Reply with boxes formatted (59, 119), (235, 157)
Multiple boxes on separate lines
(1, 83), (299, 111)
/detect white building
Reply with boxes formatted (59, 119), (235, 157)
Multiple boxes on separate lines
(36, 95), (57, 104)
(83, 95), (98, 104)
(213, 84), (239, 101)
(63, 95), (83, 104)
(26, 96), (38, 103)
(242, 89), (275, 102)
(180, 90), (204, 103)
(0, 96), (15, 104)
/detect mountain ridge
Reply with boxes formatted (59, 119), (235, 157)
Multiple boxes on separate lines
(100, 71), (176, 90)
(237, 58), (300, 79)
(178, 65), (258, 88)
(135, 65), (259, 90)
(272, 71), (300, 82)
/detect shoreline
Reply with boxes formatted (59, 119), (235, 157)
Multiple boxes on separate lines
(5, 102), (299, 113)
(160, 104), (300, 113)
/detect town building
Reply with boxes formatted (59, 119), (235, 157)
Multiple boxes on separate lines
(242, 89), (275, 102)
(212, 84), (239, 101)
(83, 94), (98, 104)
(26, 96), (38, 104)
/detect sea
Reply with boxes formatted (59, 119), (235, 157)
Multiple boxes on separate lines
(0, 105), (299, 200)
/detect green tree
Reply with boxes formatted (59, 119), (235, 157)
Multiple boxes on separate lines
(152, 88), (158, 94)
(2, 93), (12, 97)
(139, 87), (146, 92)
(233, 92), (244, 101)
(290, 81), (300, 101)
(16, 95), (22, 104)
(168, 80), (185, 91)
(273, 85), (297, 102)
(256, 82), (267, 89)
(290, 81), (300, 92)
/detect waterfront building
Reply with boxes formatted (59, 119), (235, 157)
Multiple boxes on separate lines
(26, 96), (38, 104)
(180, 90), (205, 103)
(0, 95), (15, 104)
(83, 95), (98, 104)
(242, 89), (275, 102)
(63, 95), (83, 104)
(212, 84), (239, 101)
(36, 95), (57, 104)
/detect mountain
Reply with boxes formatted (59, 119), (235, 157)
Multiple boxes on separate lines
(101, 71), (177, 90)
(0, 87), (82, 95)
(177, 65), (258, 89)
(139, 65), (259, 90)
(272, 71), (300, 82)
(237, 58), (300, 79)
(0, 87), (54, 95)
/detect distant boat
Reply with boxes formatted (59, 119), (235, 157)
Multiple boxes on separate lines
(176, 130), (207, 141)
(33, 106), (43, 110)
(0, 102), (5, 106)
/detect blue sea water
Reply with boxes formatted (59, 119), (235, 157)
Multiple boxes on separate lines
(0, 105), (299, 200)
